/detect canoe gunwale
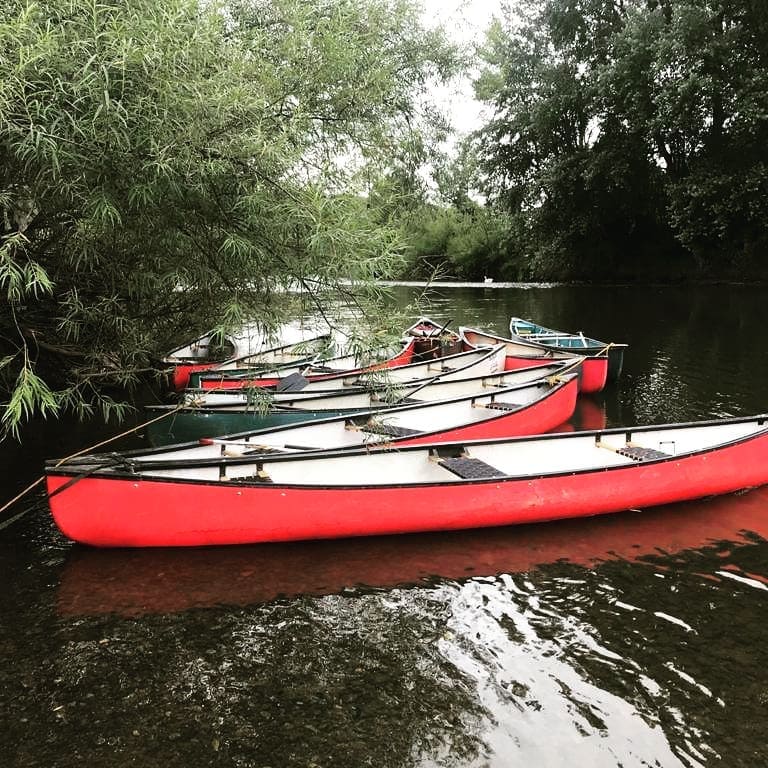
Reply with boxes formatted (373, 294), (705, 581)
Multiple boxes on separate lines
(46, 413), (768, 487)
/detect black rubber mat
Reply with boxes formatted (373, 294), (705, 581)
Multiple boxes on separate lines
(616, 445), (670, 461)
(482, 401), (521, 411)
(275, 372), (309, 392)
(438, 457), (506, 479)
(361, 422), (424, 438)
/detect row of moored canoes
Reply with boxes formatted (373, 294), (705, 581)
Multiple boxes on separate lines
(44, 316), (768, 548)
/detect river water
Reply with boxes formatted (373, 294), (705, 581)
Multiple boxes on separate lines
(3, 283), (768, 767)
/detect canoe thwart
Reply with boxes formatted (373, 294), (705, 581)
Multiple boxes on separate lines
(241, 445), (294, 455)
(232, 468), (273, 483)
(438, 456), (506, 480)
(427, 364), (456, 373)
(373, 396), (420, 405)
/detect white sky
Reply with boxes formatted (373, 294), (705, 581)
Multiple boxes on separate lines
(420, 0), (504, 136)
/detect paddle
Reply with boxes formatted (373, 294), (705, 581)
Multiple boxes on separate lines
(427, 318), (452, 338)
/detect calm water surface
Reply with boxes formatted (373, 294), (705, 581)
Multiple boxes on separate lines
(3, 284), (768, 767)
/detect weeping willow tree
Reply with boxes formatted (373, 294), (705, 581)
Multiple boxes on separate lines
(0, 0), (457, 438)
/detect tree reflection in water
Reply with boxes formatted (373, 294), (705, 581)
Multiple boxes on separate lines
(41, 591), (487, 768)
(5, 526), (768, 766)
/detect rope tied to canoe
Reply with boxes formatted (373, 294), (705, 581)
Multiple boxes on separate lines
(0, 401), (188, 527)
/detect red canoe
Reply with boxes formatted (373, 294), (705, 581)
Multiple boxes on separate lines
(193, 343), (510, 398)
(63, 372), (579, 463)
(46, 414), (768, 547)
(460, 326), (608, 394)
(197, 337), (418, 390)
(171, 334), (333, 391)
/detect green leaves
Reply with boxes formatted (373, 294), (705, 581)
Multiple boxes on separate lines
(0, 235), (53, 301)
(472, 0), (768, 281)
(0, 0), (457, 439)
(2, 364), (59, 438)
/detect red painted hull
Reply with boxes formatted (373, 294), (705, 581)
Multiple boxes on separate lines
(46, 419), (768, 547)
(503, 354), (606, 393)
(461, 326), (607, 394)
(395, 376), (577, 445)
(199, 342), (416, 390)
(171, 361), (219, 391)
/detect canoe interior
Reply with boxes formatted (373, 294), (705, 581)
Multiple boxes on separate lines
(145, 407), (371, 447)
(193, 343), (507, 397)
(58, 416), (767, 488)
(127, 374), (576, 459)
(180, 358), (573, 411)
(508, 317), (627, 380)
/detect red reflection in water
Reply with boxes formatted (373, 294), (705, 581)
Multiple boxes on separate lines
(56, 486), (768, 617)
(547, 395), (606, 434)
(577, 396), (607, 430)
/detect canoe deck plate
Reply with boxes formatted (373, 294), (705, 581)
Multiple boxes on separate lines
(616, 445), (670, 461)
(482, 401), (521, 411)
(438, 457), (506, 479)
(361, 422), (424, 438)
(275, 372), (309, 392)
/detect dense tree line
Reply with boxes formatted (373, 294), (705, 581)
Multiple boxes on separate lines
(403, 0), (768, 283)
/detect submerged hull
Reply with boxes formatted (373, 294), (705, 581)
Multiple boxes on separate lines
(46, 416), (768, 547)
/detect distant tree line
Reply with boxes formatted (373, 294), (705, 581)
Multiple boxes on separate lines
(400, 0), (768, 283)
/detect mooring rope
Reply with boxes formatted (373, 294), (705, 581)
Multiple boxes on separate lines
(0, 402), (186, 526)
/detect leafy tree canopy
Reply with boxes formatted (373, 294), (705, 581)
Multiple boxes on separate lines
(472, 0), (768, 281)
(0, 0), (458, 438)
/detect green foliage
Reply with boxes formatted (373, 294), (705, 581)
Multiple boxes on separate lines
(473, 0), (768, 281)
(0, 0), (457, 439)
(399, 204), (512, 281)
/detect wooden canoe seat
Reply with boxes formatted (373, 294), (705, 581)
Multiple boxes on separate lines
(615, 445), (670, 461)
(438, 456), (506, 479)
(360, 422), (424, 438)
(480, 401), (520, 411)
